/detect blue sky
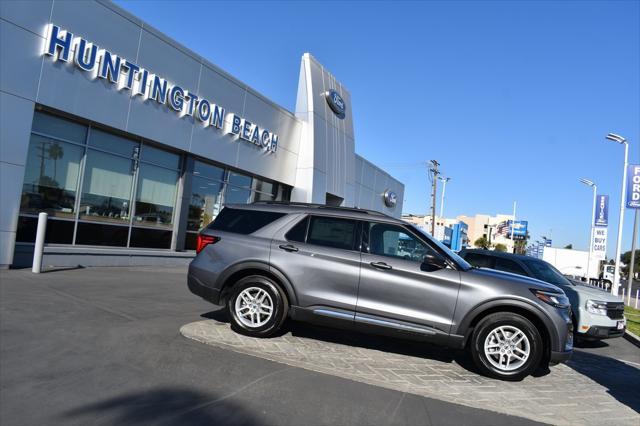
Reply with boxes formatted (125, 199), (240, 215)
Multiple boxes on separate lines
(116, 0), (639, 258)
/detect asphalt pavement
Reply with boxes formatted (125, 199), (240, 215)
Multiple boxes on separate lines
(1, 266), (638, 426)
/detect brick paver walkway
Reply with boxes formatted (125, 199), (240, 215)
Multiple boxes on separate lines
(181, 319), (640, 425)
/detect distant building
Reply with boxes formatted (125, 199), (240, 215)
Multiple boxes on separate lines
(401, 214), (468, 251)
(455, 213), (520, 253)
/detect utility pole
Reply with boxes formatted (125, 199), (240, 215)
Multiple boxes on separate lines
(429, 160), (440, 236)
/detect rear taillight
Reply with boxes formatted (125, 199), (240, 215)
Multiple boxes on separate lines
(196, 234), (220, 254)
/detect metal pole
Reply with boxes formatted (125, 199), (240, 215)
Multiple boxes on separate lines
(627, 209), (638, 305)
(511, 201), (517, 253)
(439, 178), (447, 219)
(586, 185), (597, 283)
(612, 142), (629, 295)
(430, 160), (439, 236)
(32, 212), (47, 273)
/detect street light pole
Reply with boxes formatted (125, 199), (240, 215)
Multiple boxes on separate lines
(580, 178), (597, 282)
(628, 210), (638, 305)
(605, 133), (629, 296)
(438, 177), (450, 219)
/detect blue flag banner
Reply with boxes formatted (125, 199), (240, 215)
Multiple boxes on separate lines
(627, 164), (640, 209)
(594, 195), (609, 227)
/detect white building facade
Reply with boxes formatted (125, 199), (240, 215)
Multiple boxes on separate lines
(0, 1), (404, 268)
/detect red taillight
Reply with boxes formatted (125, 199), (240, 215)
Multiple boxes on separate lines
(196, 234), (219, 254)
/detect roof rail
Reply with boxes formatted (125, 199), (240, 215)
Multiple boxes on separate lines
(251, 201), (388, 217)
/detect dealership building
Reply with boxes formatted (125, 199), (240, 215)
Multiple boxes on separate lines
(0, 0), (404, 268)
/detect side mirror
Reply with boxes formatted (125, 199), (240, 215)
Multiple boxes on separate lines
(421, 253), (448, 272)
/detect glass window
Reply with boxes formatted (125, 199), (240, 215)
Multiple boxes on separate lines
(307, 216), (357, 250)
(75, 222), (128, 247)
(79, 150), (134, 223)
(463, 253), (494, 268)
(193, 161), (225, 181)
(134, 164), (178, 228)
(32, 111), (87, 144)
(208, 208), (285, 235)
(188, 176), (224, 231)
(286, 216), (309, 243)
(20, 135), (83, 219)
(130, 227), (172, 249)
(368, 223), (433, 262)
(523, 259), (573, 287)
(16, 216), (74, 244)
(252, 179), (275, 201)
(184, 232), (198, 251)
(89, 129), (139, 157)
(228, 172), (252, 188)
(494, 258), (527, 275)
(225, 185), (252, 204)
(141, 144), (180, 169)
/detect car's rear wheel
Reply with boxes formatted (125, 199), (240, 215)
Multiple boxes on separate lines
(470, 312), (543, 381)
(227, 275), (288, 337)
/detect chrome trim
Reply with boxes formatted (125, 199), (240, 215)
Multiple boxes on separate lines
(355, 314), (436, 335)
(312, 309), (355, 321)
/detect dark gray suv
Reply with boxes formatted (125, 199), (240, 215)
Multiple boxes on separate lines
(188, 203), (573, 380)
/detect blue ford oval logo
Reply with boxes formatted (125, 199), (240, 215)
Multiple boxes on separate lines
(325, 90), (346, 119)
(383, 189), (397, 208)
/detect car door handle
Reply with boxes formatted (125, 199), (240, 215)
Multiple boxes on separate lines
(279, 244), (299, 252)
(370, 261), (392, 270)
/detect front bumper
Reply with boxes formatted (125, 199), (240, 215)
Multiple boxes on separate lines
(581, 325), (625, 339)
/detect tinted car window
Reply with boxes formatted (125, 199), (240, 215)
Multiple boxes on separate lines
(208, 208), (285, 234)
(368, 223), (434, 262)
(494, 258), (527, 275)
(523, 259), (573, 287)
(307, 216), (357, 250)
(463, 253), (494, 268)
(286, 216), (309, 243)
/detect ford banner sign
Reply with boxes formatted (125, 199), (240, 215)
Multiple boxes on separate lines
(627, 164), (640, 209)
(325, 90), (346, 119)
(594, 194), (609, 227)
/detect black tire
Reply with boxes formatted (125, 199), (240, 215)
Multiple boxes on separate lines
(226, 275), (288, 337)
(470, 312), (544, 381)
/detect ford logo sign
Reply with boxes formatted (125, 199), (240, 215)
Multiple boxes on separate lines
(383, 190), (397, 208)
(324, 90), (346, 119)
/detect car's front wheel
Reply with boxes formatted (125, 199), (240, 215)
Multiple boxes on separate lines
(227, 275), (288, 337)
(470, 312), (544, 381)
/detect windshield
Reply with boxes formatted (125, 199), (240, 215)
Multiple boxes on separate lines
(409, 225), (472, 271)
(523, 259), (573, 287)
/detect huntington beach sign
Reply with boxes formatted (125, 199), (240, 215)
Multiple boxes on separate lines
(43, 24), (279, 153)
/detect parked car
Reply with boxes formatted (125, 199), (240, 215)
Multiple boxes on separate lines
(188, 203), (573, 380)
(460, 249), (625, 340)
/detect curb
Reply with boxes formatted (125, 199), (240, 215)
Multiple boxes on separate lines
(623, 330), (640, 348)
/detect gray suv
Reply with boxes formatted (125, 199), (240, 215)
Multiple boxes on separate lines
(188, 203), (573, 380)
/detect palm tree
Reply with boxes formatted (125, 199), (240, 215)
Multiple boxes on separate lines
(48, 142), (64, 181)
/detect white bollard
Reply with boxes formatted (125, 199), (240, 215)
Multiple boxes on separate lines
(622, 288), (625, 304)
(32, 212), (47, 273)
(636, 289), (639, 309)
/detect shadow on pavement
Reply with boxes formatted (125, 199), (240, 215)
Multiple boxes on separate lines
(201, 309), (491, 377)
(573, 338), (609, 349)
(568, 350), (640, 414)
(62, 387), (259, 425)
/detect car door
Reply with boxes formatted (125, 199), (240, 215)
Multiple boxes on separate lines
(269, 214), (362, 319)
(356, 221), (461, 337)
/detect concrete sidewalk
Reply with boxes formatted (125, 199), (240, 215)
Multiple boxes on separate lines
(1, 266), (546, 426)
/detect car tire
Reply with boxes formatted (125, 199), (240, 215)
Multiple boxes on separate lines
(470, 312), (544, 381)
(227, 275), (288, 337)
